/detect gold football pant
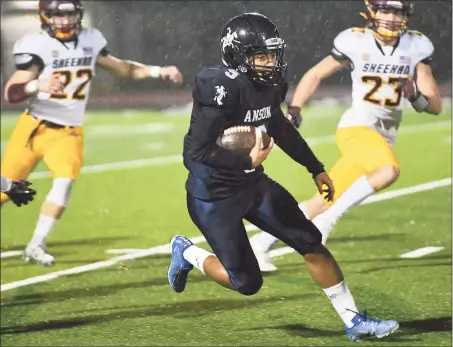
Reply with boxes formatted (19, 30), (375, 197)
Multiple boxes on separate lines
(1, 112), (84, 203)
(323, 126), (400, 204)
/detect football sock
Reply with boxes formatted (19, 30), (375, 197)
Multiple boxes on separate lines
(29, 214), (57, 247)
(183, 245), (213, 274)
(323, 280), (359, 328)
(298, 201), (311, 220)
(322, 175), (375, 221)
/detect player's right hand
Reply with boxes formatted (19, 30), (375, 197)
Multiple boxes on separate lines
(286, 104), (302, 128)
(249, 129), (274, 169)
(6, 180), (36, 207)
(401, 78), (419, 102)
(38, 74), (66, 95)
(160, 66), (184, 84)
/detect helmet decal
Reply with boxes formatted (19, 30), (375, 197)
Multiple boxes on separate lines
(221, 27), (240, 53)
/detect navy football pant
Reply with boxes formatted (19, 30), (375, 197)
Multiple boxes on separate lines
(187, 175), (322, 296)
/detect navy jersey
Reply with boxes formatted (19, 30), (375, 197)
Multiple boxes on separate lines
(183, 66), (324, 201)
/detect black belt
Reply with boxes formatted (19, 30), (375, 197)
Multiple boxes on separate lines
(26, 116), (74, 149)
(31, 116), (74, 129)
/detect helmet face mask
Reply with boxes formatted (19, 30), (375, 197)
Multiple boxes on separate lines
(221, 13), (287, 86)
(363, 0), (413, 41)
(39, 0), (84, 41)
(244, 39), (287, 85)
(248, 51), (277, 74)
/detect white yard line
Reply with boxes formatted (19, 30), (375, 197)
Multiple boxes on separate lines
(30, 155), (182, 180)
(398, 120), (451, 133)
(27, 120), (451, 180)
(105, 249), (148, 255)
(0, 251), (23, 259)
(141, 142), (165, 151)
(399, 246), (445, 258)
(361, 178), (452, 204)
(85, 123), (174, 136)
(1, 177), (450, 292)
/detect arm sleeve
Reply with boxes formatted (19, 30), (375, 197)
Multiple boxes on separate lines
(186, 71), (252, 171)
(99, 47), (110, 56)
(268, 107), (325, 177)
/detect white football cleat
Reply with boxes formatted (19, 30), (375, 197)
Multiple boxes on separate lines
(23, 243), (55, 267)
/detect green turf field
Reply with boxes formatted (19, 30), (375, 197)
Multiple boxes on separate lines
(1, 105), (451, 346)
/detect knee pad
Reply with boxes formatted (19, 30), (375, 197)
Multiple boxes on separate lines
(46, 178), (74, 207)
(231, 273), (263, 296)
(279, 225), (322, 256)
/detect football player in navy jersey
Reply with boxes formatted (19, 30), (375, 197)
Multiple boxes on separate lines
(167, 13), (399, 341)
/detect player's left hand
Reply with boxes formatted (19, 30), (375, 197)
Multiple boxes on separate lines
(160, 66), (184, 84)
(401, 78), (419, 102)
(314, 172), (335, 203)
(6, 180), (36, 207)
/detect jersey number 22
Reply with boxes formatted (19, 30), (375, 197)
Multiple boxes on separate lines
(50, 69), (93, 100)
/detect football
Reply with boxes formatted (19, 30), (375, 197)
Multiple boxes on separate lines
(216, 126), (271, 156)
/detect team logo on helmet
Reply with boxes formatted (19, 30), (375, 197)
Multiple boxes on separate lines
(221, 27), (240, 53)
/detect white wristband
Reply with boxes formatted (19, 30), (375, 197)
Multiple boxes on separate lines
(1, 176), (12, 193)
(148, 66), (161, 79)
(25, 80), (38, 94)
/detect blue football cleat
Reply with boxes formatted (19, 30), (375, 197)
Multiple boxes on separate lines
(168, 235), (194, 293)
(345, 310), (399, 341)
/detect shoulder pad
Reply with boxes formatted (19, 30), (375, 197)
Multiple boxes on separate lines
(332, 28), (362, 61)
(81, 28), (107, 51)
(350, 27), (368, 34)
(335, 27), (367, 46)
(13, 33), (45, 58)
(193, 67), (240, 108)
(406, 29), (424, 36)
(416, 32), (434, 59)
(407, 31), (434, 63)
